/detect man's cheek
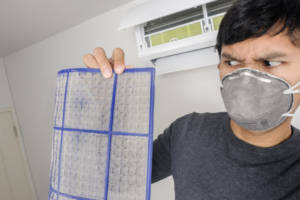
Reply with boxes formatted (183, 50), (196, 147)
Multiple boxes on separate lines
(294, 94), (300, 112)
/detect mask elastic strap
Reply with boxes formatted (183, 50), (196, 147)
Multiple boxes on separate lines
(282, 113), (295, 117)
(283, 81), (300, 94)
(282, 81), (300, 117)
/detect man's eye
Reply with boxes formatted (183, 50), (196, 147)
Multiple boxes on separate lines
(263, 60), (282, 67)
(225, 60), (240, 66)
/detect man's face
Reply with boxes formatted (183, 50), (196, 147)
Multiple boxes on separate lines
(218, 28), (300, 115)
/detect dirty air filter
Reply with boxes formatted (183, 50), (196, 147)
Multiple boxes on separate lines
(49, 67), (155, 200)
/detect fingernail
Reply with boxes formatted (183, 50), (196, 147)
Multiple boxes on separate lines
(116, 65), (124, 73)
(103, 68), (112, 77)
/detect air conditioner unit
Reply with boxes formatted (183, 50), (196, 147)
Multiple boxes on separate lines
(118, 0), (235, 75)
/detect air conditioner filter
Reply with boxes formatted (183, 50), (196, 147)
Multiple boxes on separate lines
(49, 68), (155, 200)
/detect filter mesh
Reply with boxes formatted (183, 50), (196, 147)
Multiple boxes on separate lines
(49, 68), (155, 200)
(59, 131), (108, 199)
(64, 72), (114, 130)
(108, 135), (148, 200)
(113, 73), (151, 134)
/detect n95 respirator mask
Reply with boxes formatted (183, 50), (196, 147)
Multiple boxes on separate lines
(220, 68), (300, 131)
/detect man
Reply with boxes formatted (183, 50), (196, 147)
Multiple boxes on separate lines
(83, 0), (300, 199)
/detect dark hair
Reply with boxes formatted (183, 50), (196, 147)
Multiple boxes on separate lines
(216, 0), (300, 56)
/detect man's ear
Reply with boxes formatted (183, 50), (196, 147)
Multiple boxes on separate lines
(217, 63), (221, 69)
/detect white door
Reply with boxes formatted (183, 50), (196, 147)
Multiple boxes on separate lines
(0, 110), (36, 200)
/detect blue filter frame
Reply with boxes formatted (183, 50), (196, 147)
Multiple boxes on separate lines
(49, 67), (155, 200)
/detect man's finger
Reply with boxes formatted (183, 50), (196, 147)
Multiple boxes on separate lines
(93, 47), (113, 78)
(83, 54), (98, 68)
(112, 48), (125, 74)
(108, 57), (114, 66)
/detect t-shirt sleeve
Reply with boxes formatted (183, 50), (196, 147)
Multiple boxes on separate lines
(151, 112), (196, 183)
(152, 119), (175, 183)
(151, 123), (173, 183)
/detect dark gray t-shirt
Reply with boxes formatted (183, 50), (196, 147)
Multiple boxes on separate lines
(151, 112), (300, 200)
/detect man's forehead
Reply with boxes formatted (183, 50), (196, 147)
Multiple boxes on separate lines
(221, 50), (289, 61)
(220, 30), (298, 61)
(221, 42), (293, 61)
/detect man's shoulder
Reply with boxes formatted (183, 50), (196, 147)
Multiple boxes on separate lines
(175, 111), (228, 124)
(170, 111), (228, 133)
(167, 112), (228, 151)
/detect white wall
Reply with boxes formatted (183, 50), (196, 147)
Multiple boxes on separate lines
(3, 2), (300, 200)
(0, 57), (12, 108)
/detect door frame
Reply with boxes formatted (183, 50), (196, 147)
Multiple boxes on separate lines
(0, 107), (37, 200)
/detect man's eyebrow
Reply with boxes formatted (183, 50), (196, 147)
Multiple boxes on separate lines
(221, 53), (244, 62)
(255, 52), (288, 61)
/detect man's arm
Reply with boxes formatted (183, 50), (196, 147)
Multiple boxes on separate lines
(83, 46), (175, 183)
(152, 123), (175, 183)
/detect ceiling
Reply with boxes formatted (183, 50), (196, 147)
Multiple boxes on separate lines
(0, 0), (132, 57)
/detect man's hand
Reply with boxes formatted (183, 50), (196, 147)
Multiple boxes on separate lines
(83, 47), (133, 78)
